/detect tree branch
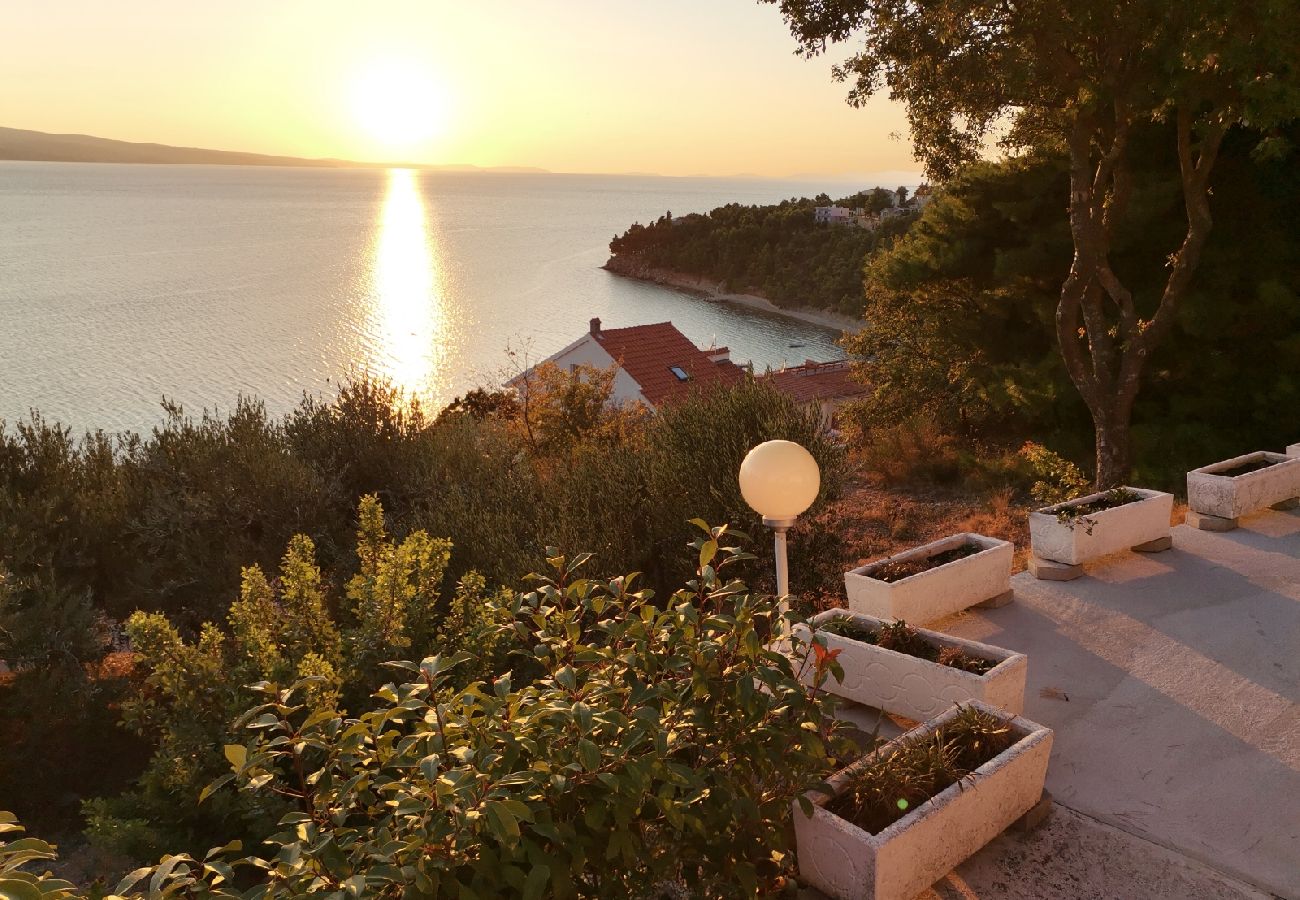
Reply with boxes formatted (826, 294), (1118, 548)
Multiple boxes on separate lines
(1138, 109), (1227, 354)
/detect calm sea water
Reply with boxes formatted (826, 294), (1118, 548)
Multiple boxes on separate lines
(0, 161), (853, 435)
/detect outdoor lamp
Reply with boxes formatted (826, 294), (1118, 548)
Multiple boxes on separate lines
(738, 440), (821, 603)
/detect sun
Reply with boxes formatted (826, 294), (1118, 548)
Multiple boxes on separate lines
(350, 59), (449, 154)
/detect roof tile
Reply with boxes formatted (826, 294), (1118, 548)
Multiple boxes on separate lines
(594, 322), (743, 406)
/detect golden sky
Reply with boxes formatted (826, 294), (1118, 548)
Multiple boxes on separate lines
(0, 0), (920, 179)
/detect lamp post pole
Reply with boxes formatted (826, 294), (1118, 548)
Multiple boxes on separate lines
(764, 516), (795, 608)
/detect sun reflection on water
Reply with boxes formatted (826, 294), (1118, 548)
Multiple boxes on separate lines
(366, 167), (447, 404)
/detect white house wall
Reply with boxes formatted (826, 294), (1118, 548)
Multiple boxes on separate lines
(543, 335), (648, 407)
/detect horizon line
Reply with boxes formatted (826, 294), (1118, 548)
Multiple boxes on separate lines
(0, 124), (926, 184)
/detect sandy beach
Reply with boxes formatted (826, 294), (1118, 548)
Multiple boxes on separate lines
(601, 258), (861, 333)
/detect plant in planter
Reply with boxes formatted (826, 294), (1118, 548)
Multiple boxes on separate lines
(843, 533), (1013, 624)
(794, 702), (1053, 900)
(1028, 487), (1173, 580)
(793, 610), (1027, 721)
(1186, 451), (1300, 530)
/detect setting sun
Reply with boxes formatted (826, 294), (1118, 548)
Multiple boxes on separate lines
(349, 59), (449, 155)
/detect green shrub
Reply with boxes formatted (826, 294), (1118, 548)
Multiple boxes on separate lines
(641, 379), (846, 594)
(3, 526), (854, 898)
(0, 811), (80, 899)
(86, 496), (507, 861)
(1, 375), (851, 844)
(1017, 441), (1092, 505)
(147, 525), (848, 897)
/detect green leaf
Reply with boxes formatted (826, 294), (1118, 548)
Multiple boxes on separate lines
(198, 774), (234, 804)
(223, 744), (247, 771)
(522, 864), (551, 900)
(496, 799), (534, 823)
(572, 701), (593, 732)
(699, 539), (718, 569)
(485, 801), (521, 844)
(0, 878), (44, 900)
(576, 738), (601, 772)
(114, 867), (153, 895)
(554, 666), (577, 691)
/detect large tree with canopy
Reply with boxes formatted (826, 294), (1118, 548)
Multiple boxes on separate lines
(762, 0), (1300, 485)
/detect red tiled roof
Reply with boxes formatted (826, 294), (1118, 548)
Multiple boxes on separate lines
(594, 322), (744, 406)
(762, 360), (868, 404)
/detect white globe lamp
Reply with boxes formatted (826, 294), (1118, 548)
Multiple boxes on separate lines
(738, 440), (821, 603)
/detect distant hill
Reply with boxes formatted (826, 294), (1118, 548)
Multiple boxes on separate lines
(605, 192), (920, 316)
(0, 126), (548, 173)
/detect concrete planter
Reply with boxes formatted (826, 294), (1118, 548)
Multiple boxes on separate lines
(794, 702), (1053, 900)
(843, 533), (1013, 625)
(1288, 443), (1300, 458)
(1187, 452), (1300, 528)
(1029, 487), (1172, 570)
(793, 609), (1027, 720)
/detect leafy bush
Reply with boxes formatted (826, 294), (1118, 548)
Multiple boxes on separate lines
(848, 414), (962, 485)
(511, 361), (647, 459)
(86, 496), (508, 860)
(154, 526), (847, 897)
(1017, 442), (1091, 506)
(1, 375), (849, 841)
(0, 811), (80, 899)
(641, 379), (846, 594)
(0, 566), (146, 832)
(1, 526), (852, 899)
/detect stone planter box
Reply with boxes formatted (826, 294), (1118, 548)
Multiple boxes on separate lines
(794, 702), (1053, 900)
(1028, 487), (1172, 572)
(843, 533), (1013, 625)
(792, 609), (1027, 720)
(1187, 452), (1300, 527)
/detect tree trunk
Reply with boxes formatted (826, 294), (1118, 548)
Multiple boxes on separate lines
(1093, 405), (1133, 490)
(1056, 109), (1224, 489)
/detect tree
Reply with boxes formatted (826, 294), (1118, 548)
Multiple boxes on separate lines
(764, 0), (1300, 485)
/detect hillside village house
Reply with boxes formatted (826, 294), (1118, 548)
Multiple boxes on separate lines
(813, 205), (854, 224)
(762, 359), (869, 428)
(816, 184), (933, 228)
(512, 320), (867, 427)
(510, 319), (744, 408)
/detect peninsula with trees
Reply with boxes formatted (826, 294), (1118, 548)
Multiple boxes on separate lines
(604, 187), (923, 320)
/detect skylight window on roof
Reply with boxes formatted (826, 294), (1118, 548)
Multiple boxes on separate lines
(669, 366), (689, 381)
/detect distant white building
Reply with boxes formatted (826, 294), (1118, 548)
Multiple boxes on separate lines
(814, 205), (854, 225)
(912, 184), (933, 209)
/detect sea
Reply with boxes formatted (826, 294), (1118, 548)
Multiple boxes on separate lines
(0, 161), (858, 436)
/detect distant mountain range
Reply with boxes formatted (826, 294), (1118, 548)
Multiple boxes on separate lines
(0, 126), (549, 173)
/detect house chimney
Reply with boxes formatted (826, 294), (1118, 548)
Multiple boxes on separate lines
(590, 317), (602, 337)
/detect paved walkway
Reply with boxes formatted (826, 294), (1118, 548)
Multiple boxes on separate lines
(925, 507), (1300, 899)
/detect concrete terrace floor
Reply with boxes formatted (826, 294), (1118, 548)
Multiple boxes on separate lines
(908, 506), (1300, 899)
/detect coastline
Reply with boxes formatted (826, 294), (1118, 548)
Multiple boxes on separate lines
(601, 257), (860, 332)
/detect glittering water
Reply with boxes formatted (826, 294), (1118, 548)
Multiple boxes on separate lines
(0, 161), (851, 435)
